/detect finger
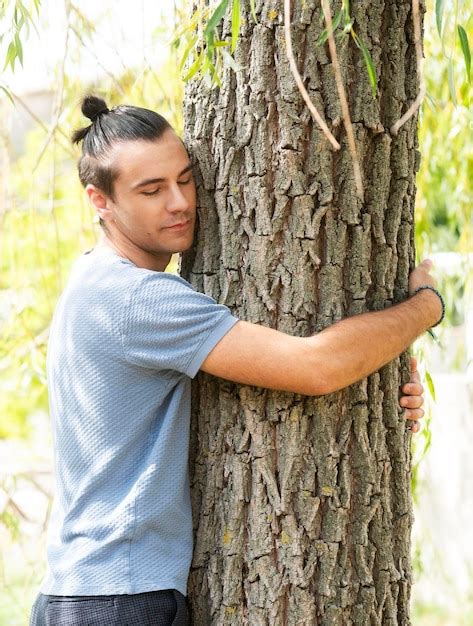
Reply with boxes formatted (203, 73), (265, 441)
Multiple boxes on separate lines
(408, 421), (421, 433)
(404, 408), (425, 420)
(400, 396), (424, 409)
(421, 258), (433, 270)
(401, 382), (424, 395)
(410, 369), (421, 384)
(410, 356), (417, 372)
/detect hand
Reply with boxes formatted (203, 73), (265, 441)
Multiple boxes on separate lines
(408, 259), (443, 328)
(408, 258), (437, 296)
(399, 356), (425, 434)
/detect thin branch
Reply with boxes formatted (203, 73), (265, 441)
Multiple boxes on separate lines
(1, 494), (32, 523)
(33, 0), (72, 172)
(18, 471), (53, 499)
(321, 0), (364, 200)
(283, 0), (340, 150)
(70, 25), (126, 96)
(7, 91), (76, 158)
(49, 137), (64, 291)
(390, 0), (425, 135)
(42, 493), (53, 533)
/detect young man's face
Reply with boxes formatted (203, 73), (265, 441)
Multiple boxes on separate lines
(90, 129), (197, 264)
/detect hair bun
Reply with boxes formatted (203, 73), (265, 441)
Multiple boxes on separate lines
(81, 95), (110, 122)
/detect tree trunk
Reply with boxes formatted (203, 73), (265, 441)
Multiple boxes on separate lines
(181, 1), (422, 623)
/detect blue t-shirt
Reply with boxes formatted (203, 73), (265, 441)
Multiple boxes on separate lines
(40, 245), (239, 596)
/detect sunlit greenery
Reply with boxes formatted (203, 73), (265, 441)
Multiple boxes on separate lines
(416, 2), (472, 318)
(0, 62), (184, 440)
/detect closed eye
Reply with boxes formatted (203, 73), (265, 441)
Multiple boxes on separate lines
(141, 177), (192, 196)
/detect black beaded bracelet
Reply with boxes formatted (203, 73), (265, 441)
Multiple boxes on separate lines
(413, 285), (446, 331)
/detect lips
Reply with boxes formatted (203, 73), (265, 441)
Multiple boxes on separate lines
(166, 220), (191, 230)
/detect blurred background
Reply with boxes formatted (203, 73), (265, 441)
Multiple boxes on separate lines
(0, 1), (472, 624)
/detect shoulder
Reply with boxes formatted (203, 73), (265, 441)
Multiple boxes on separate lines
(128, 269), (193, 298)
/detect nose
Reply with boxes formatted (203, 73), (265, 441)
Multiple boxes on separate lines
(167, 183), (190, 213)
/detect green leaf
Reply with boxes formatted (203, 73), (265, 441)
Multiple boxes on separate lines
(200, 54), (217, 88)
(169, 8), (201, 50)
(0, 85), (15, 105)
(0, 509), (21, 541)
(14, 33), (23, 66)
(354, 33), (378, 97)
(179, 35), (197, 72)
(341, 18), (354, 35)
(17, 13), (26, 31)
(210, 63), (222, 88)
(204, 0), (229, 37)
(457, 25), (471, 83)
(4, 41), (16, 71)
(183, 49), (204, 82)
(316, 9), (343, 46)
(205, 41), (215, 62)
(221, 47), (239, 72)
(342, 0), (350, 18)
(201, 53), (211, 73)
(425, 370), (436, 402)
(447, 59), (457, 105)
(435, 0), (445, 38)
(231, 0), (240, 54)
(425, 90), (437, 111)
(15, 0), (34, 36)
(201, 52), (223, 88)
(249, 0), (257, 23)
(205, 14), (217, 63)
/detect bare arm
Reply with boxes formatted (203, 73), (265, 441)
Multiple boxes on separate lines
(306, 289), (439, 394)
(200, 288), (441, 396)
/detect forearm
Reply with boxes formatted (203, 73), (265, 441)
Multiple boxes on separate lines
(309, 291), (440, 395)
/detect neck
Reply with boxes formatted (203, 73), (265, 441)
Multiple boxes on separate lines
(96, 231), (172, 272)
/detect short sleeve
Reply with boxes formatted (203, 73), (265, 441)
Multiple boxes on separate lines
(122, 272), (239, 378)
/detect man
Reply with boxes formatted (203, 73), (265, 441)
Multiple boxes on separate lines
(30, 96), (442, 626)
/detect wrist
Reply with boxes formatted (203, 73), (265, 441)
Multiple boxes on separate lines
(412, 285), (445, 329)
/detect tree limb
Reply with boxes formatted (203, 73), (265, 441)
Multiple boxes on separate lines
(321, 0), (364, 200)
(283, 0), (341, 151)
(390, 0), (425, 135)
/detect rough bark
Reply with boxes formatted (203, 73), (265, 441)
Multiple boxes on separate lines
(181, 1), (423, 623)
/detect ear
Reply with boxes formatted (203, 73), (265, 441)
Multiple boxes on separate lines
(86, 184), (114, 225)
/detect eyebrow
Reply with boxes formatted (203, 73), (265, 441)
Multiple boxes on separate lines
(132, 163), (193, 189)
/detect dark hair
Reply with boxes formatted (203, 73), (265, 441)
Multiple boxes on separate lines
(72, 95), (173, 229)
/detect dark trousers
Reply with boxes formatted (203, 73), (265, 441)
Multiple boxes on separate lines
(29, 589), (190, 626)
